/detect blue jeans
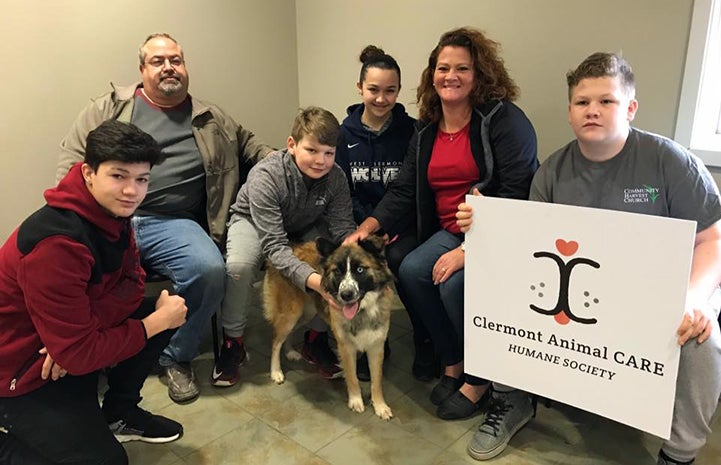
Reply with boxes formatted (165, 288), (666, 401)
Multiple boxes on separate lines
(399, 229), (485, 385)
(386, 232), (431, 345)
(131, 216), (225, 365)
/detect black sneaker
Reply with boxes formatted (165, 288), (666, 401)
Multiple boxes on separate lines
(107, 407), (183, 444)
(356, 353), (371, 382)
(356, 339), (391, 382)
(301, 331), (343, 379)
(211, 336), (248, 387)
(412, 338), (439, 382)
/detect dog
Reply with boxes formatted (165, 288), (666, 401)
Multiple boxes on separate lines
(263, 235), (395, 420)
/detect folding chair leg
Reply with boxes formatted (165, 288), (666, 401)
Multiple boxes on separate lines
(211, 313), (220, 364)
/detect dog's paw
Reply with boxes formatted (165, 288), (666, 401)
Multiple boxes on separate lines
(347, 396), (365, 413)
(270, 370), (285, 384)
(373, 402), (393, 420)
(286, 349), (302, 361)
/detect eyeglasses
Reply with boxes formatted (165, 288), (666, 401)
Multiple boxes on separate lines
(145, 56), (184, 68)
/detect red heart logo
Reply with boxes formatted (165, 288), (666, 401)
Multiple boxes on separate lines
(555, 311), (571, 325)
(555, 239), (578, 256)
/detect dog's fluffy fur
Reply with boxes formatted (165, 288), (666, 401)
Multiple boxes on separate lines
(263, 236), (395, 419)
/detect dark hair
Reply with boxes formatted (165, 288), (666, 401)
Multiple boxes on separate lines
(566, 52), (636, 100)
(139, 32), (182, 65)
(84, 120), (164, 171)
(358, 45), (402, 87)
(417, 27), (519, 123)
(291, 106), (340, 147)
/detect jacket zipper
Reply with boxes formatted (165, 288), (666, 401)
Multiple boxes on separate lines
(10, 350), (42, 391)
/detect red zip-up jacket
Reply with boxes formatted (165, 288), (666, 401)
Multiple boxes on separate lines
(0, 163), (147, 397)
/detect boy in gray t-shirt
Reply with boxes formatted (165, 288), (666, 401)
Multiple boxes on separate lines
(458, 53), (721, 465)
(532, 127), (721, 230)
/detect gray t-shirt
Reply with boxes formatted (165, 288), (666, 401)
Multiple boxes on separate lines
(530, 128), (721, 232)
(131, 93), (206, 220)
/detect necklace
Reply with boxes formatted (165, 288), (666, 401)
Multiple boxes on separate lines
(440, 125), (465, 142)
(440, 117), (470, 142)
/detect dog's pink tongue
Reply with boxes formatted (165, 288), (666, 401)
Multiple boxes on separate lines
(342, 302), (359, 320)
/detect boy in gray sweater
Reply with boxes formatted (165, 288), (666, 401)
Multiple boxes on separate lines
(213, 107), (357, 386)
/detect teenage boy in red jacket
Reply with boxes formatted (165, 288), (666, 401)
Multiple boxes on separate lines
(0, 120), (187, 465)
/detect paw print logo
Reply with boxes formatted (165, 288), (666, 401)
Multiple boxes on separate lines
(529, 239), (600, 325)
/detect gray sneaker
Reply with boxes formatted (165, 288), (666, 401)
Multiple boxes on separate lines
(657, 450), (695, 464)
(467, 390), (533, 461)
(162, 362), (200, 403)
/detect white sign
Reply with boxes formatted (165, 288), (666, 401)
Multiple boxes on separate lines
(464, 196), (696, 439)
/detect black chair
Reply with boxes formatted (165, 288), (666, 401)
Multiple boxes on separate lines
(144, 271), (220, 364)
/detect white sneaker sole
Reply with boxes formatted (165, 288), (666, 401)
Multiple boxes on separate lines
(114, 432), (181, 444)
(210, 353), (249, 387)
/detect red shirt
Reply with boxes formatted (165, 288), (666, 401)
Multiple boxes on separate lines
(427, 124), (479, 233)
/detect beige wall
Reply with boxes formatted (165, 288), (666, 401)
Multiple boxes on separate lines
(0, 0), (298, 241)
(0, 0), (700, 241)
(297, 0), (693, 161)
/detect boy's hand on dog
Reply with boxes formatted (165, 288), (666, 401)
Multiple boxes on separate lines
(320, 291), (342, 311)
(432, 248), (465, 285)
(39, 347), (67, 381)
(307, 273), (341, 310)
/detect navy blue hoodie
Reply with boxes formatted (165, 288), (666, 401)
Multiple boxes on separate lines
(336, 103), (415, 234)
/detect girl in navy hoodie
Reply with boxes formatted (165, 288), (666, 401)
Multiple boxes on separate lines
(336, 46), (437, 382)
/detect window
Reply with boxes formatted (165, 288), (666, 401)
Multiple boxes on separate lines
(676, 0), (721, 166)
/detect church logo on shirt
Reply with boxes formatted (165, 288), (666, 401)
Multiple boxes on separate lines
(623, 185), (660, 204)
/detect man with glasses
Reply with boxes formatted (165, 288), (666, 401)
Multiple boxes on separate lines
(56, 33), (273, 404)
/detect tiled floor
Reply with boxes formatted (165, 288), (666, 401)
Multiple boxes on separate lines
(125, 302), (720, 465)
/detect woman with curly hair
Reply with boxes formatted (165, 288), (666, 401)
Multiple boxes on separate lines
(346, 27), (539, 420)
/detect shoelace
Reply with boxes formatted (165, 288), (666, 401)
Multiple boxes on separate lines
(167, 364), (195, 382)
(478, 398), (512, 436)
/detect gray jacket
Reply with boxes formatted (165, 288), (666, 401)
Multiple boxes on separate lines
(231, 149), (356, 289)
(56, 82), (273, 245)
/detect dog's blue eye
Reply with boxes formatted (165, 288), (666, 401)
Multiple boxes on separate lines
(356, 266), (365, 273)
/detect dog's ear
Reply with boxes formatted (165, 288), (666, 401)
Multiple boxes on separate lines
(316, 236), (340, 258)
(359, 234), (386, 258)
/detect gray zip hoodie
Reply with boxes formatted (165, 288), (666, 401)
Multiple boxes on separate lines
(229, 149), (356, 290)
